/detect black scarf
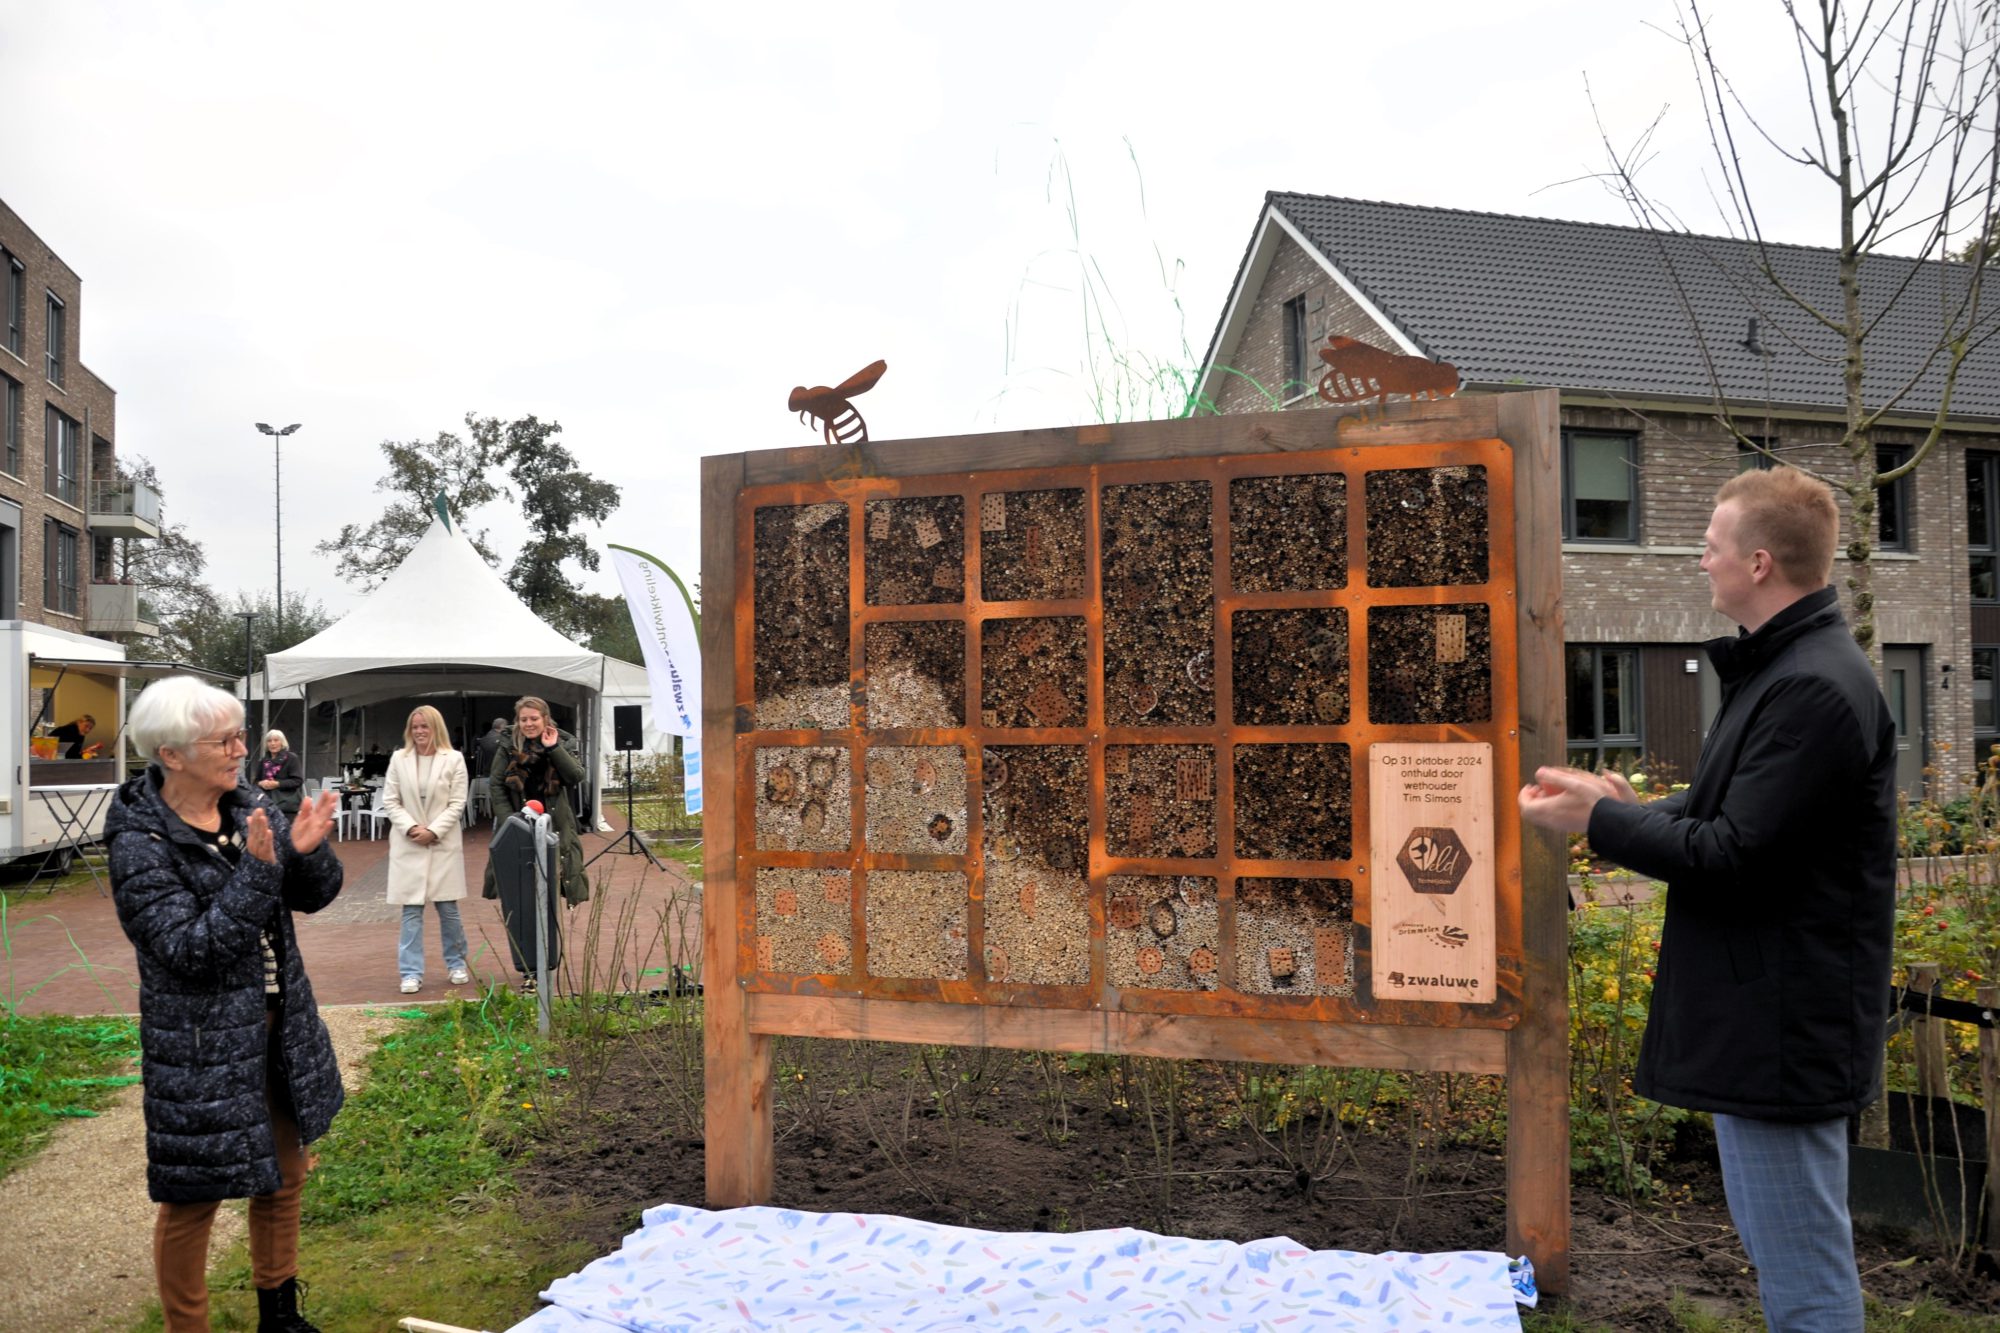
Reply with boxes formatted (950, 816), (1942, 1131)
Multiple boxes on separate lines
(500, 734), (565, 807)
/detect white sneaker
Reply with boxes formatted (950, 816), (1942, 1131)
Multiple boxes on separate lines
(447, 967), (471, 986)
(399, 977), (421, 994)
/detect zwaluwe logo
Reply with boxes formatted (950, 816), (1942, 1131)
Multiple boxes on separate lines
(1387, 972), (1481, 989)
(1396, 826), (1471, 895)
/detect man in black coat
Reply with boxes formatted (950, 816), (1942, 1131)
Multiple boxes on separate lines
(1521, 466), (1894, 1333)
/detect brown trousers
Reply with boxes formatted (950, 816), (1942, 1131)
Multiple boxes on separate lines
(153, 1021), (309, 1331)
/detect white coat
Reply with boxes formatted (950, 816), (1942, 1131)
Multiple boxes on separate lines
(382, 746), (468, 906)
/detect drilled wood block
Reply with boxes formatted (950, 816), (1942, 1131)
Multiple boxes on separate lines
(1234, 877), (1355, 996)
(1105, 874), (1219, 992)
(865, 495), (964, 606)
(981, 488), (1085, 601)
(755, 867), (853, 975)
(863, 745), (968, 855)
(1106, 745), (1216, 860)
(981, 617), (1087, 730)
(1367, 605), (1492, 725)
(754, 746), (851, 852)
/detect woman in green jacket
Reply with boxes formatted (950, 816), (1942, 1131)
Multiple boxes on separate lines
(482, 695), (590, 916)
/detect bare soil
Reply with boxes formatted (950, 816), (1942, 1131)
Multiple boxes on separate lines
(513, 1034), (1999, 1330)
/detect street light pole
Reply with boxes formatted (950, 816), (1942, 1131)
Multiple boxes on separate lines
(254, 422), (301, 639)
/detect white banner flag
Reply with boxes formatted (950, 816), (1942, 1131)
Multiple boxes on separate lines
(608, 544), (702, 815)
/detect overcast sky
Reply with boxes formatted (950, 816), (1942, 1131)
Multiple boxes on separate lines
(2, 0), (1850, 625)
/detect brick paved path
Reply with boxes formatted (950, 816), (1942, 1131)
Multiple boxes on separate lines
(3, 810), (701, 1016)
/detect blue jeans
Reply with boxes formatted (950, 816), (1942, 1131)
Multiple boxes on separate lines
(1712, 1113), (1864, 1333)
(398, 901), (468, 981)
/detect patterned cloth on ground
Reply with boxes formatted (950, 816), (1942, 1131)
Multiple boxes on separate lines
(506, 1202), (1536, 1332)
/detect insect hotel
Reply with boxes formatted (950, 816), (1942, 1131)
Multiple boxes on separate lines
(700, 379), (1571, 1288)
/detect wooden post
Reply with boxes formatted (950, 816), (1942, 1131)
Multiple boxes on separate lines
(702, 452), (774, 1205)
(1908, 963), (1949, 1100)
(1979, 983), (1998, 1251)
(1501, 389), (1569, 1296)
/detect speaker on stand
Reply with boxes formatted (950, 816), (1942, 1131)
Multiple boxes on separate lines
(587, 705), (664, 870)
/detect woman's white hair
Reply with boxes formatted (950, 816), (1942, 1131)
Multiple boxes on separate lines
(265, 729), (289, 749)
(129, 676), (244, 760)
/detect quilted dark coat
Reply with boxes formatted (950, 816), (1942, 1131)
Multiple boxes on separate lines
(108, 766), (346, 1204)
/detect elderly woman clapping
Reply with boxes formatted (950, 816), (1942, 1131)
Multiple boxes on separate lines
(107, 675), (344, 1333)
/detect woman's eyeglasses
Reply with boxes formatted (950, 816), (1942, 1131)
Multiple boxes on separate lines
(188, 729), (249, 750)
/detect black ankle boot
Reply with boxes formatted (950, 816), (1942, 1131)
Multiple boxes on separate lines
(256, 1276), (321, 1333)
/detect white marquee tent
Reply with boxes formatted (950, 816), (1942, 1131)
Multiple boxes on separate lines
(264, 510), (630, 817)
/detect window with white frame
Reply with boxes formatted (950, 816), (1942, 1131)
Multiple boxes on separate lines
(1566, 644), (1642, 771)
(1561, 430), (1637, 542)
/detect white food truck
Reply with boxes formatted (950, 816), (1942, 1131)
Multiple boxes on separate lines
(0, 620), (224, 874)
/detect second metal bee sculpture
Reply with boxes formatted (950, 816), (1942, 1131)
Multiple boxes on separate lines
(1316, 337), (1458, 417)
(789, 359), (888, 446)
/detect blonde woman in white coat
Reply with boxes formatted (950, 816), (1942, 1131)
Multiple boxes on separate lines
(384, 705), (470, 993)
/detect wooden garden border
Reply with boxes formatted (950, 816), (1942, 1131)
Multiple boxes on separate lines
(700, 389), (1570, 1290)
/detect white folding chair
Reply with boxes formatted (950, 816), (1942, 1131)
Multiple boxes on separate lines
(469, 777), (492, 824)
(342, 786), (392, 841)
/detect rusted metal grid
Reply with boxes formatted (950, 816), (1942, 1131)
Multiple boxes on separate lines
(734, 441), (1522, 1029)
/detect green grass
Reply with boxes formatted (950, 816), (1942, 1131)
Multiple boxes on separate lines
(304, 992), (552, 1223)
(124, 989), (588, 1329)
(0, 1008), (141, 1183)
(128, 1202), (598, 1331)
(650, 838), (701, 874)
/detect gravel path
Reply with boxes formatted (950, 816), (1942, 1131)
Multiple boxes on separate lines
(0, 1004), (404, 1330)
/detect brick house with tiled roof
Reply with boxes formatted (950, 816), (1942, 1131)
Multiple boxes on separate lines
(1197, 193), (2000, 792)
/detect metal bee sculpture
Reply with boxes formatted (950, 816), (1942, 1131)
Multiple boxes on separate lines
(1316, 337), (1458, 417)
(789, 359), (887, 447)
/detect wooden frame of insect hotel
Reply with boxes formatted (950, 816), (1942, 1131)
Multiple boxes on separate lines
(700, 387), (1570, 1289)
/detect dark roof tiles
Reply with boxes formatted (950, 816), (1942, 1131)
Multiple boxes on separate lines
(1251, 193), (2000, 420)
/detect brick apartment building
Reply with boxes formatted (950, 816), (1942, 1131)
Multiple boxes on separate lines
(1197, 194), (2000, 796)
(0, 197), (158, 639)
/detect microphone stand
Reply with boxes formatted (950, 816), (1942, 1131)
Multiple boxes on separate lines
(586, 747), (665, 870)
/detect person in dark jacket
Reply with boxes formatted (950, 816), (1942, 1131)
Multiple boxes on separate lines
(254, 729), (305, 816)
(50, 712), (96, 758)
(1521, 466), (1894, 1333)
(109, 675), (344, 1333)
(482, 696), (589, 990)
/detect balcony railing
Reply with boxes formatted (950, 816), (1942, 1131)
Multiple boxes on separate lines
(86, 580), (160, 637)
(88, 478), (162, 539)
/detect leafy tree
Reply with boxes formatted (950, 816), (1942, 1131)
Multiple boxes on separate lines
(466, 414), (622, 635)
(316, 413), (623, 643)
(177, 589), (335, 680)
(568, 591), (644, 663)
(313, 417), (508, 590)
